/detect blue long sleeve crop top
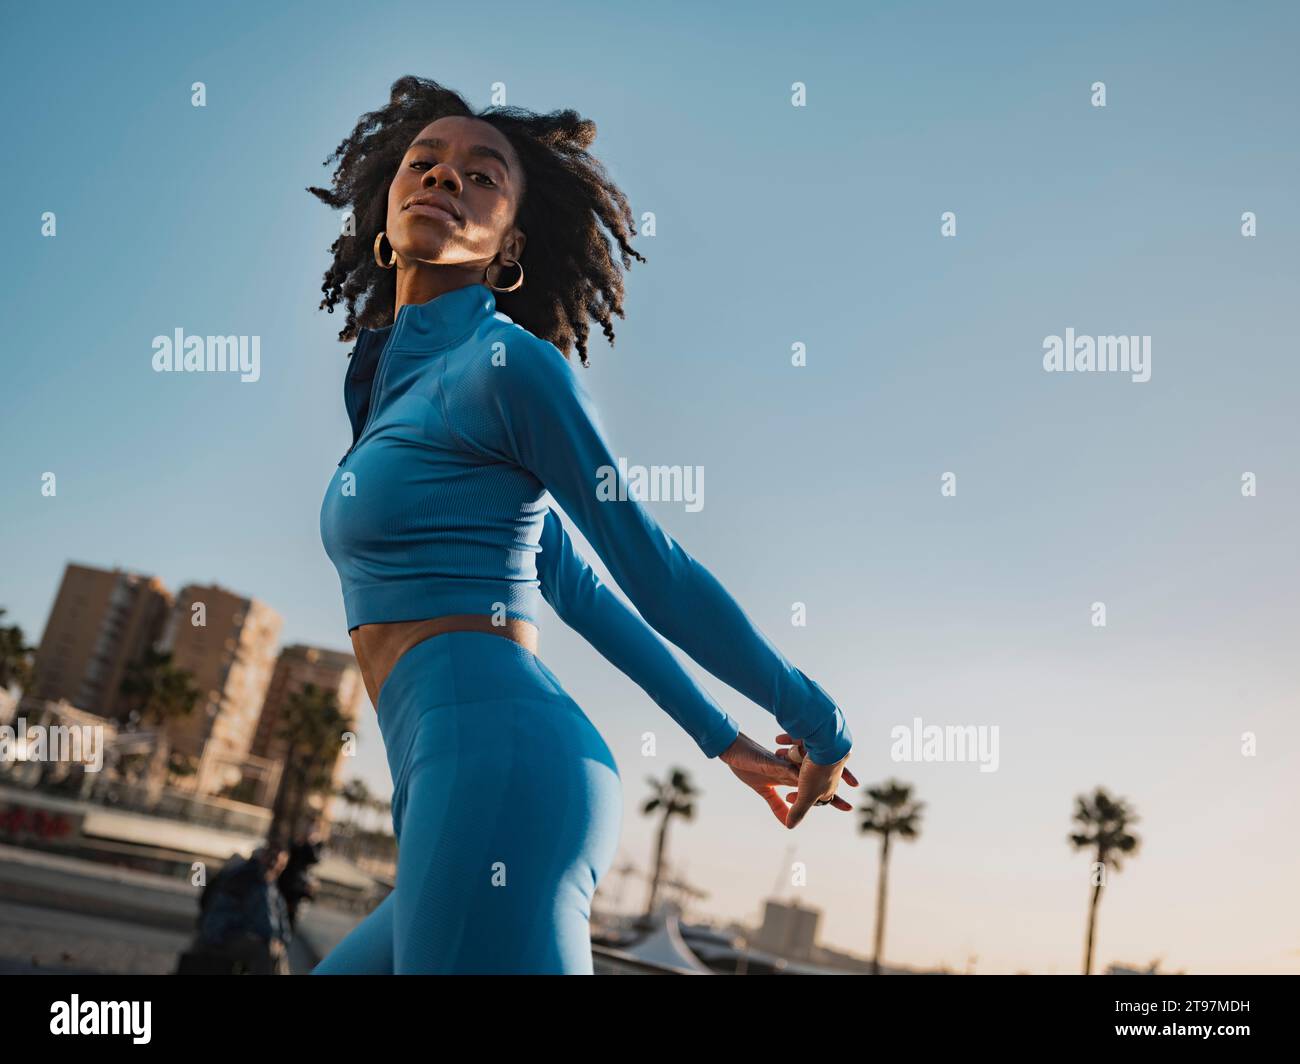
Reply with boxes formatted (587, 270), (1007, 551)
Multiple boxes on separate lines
(319, 282), (852, 764)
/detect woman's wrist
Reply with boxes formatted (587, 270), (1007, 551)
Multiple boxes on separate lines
(800, 714), (853, 766)
(699, 714), (741, 758)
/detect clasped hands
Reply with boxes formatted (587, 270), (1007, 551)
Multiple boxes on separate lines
(719, 731), (856, 829)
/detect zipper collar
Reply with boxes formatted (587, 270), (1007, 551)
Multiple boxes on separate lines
(355, 282), (496, 361)
(340, 283), (497, 465)
(347, 326), (389, 383)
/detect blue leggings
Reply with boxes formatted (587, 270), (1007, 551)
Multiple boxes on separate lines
(310, 631), (623, 974)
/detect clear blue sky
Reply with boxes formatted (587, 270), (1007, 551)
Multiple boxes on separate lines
(3, 0), (1297, 973)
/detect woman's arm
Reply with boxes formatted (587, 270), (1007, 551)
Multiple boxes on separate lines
(440, 331), (852, 766)
(537, 507), (740, 758)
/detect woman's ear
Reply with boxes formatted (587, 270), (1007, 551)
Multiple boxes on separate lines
(506, 228), (527, 262)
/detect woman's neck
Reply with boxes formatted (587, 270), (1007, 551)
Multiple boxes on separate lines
(394, 263), (485, 317)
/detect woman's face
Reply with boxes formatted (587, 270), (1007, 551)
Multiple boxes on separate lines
(385, 115), (526, 270)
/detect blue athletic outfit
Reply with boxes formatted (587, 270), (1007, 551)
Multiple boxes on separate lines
(314, 282), (851, 974)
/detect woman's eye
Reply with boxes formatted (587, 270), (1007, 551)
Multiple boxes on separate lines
(408, 161), (494, 187)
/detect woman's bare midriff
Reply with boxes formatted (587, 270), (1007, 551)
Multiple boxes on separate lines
(350, 614), (540, 709)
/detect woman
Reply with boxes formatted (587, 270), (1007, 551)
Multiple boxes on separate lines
(311, 77), (855, 975)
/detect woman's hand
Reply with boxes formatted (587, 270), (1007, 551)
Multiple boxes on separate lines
(718, 732), (856, 828)
(775, 732), (857, 829)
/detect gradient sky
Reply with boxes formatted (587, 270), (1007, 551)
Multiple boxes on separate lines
(2, 0), (1297, 974)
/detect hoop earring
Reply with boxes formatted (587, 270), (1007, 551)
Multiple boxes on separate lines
(485, 258), (524, 293)
(373, 231), (397, 269)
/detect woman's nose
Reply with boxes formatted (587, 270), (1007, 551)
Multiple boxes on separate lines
(423, 162), (461, 194)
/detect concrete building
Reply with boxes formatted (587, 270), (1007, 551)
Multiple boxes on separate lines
(28, 563), (173, 721)
(156, 583), (281, 796)
(753, 897), (821, 962)
(251, 644), (366, 827)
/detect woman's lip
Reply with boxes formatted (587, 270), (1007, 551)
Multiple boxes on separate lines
(406, 203), (459, 223)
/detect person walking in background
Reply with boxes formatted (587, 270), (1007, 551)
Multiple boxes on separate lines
(277, 828), (324, 932)
(196, 844), (293, 974)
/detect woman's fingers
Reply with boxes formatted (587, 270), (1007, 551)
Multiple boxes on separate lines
(725, 733), (847, 823)
(757, 784), (790, 827)
(782, 791), (852, 811)
(785, 767), (856, 826)
(776, 733), (857, 787)
(772, 732), (856, 814)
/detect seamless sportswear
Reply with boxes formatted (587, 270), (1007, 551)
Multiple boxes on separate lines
(319, 282), (852, 765)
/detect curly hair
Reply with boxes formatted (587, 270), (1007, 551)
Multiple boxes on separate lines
(307, 76), (646, 366)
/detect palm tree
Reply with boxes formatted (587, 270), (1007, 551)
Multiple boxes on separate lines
(269, 683), (353, 845)
(0, 608), (35, 693)
(1069, 786), (1141, 975)
(118, 648), (201, 729)
(641, 768), (698, 920)
(336, 777), (373, 856)
(858, 779), (924, 975)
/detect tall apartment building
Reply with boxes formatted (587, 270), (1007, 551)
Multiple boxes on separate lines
(158, 583), (282, 793)
(252, 644), (366, 826)
(29, 563), (173, 720)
